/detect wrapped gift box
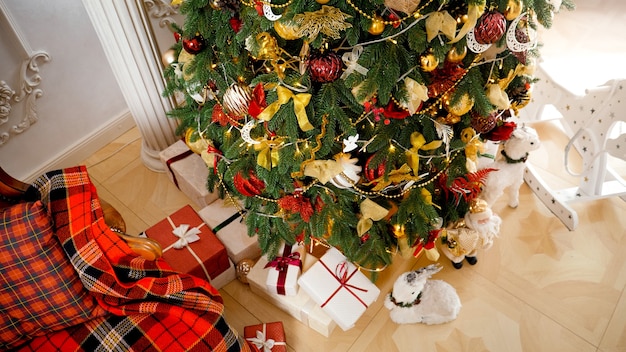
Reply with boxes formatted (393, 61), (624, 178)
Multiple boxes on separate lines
(144, 205), (230, 284)
(198, 200), (261, 264)
(244, 321), (287, 352)
(265, 243), (302, 296)
(159, 140), (219, 208)
(247, 256), (336, 337)
(208, 257), (236, 290)
(297, 247), (381, 331)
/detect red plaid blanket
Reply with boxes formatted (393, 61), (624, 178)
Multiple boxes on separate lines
(19, 166), (252, 352)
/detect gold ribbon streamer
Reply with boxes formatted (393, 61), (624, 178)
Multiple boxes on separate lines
(257, 86), (313, 131)
(405, 132), (443, 176)
(450, 3), (486, 43)
(357, 199), (390, 236)
(426, 11), (457, 42)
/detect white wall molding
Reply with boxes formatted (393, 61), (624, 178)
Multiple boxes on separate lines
(0, 2), (50, 146)
(82, 0), (178, 172)
(22, 110), (136, 182)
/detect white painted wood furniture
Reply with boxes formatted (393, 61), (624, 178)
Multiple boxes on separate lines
(521, 63), (626, 230)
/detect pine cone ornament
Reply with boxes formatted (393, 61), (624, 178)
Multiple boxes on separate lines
(474, 11), (507, 44)
(308, 51), (343, 83)
(471, 112), (498, 133)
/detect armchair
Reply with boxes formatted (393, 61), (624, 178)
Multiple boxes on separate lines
(0, 166), (252, 351)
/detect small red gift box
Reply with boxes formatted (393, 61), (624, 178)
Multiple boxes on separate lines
(144, 205), (229, 281)
(244, 321), (287, 352)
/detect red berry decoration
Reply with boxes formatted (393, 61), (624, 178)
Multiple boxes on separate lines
(474, 11), (507, 44)
(308, 51), (343, 83)
(182, 34), (206, 54)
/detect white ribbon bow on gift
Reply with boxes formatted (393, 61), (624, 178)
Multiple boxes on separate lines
(171, 224), (202, 249)
(162, 218), (212, 283)
(246, 324), (286, 352)
(341, 46), (368, 79)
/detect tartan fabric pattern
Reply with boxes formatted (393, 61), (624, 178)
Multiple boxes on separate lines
(0, 201), (103, 350)
(13, 166), (251, 351)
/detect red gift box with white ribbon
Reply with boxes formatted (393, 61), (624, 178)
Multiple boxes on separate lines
(144, 205), (230, 282)
(244, 321), (287, 352)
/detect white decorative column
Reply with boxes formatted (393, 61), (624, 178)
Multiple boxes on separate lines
(82, 0), (178, 171)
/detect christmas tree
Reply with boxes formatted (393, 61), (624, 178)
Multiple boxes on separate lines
(162, 0), (573, 275)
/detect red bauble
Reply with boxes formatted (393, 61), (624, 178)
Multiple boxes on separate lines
(308, 51), (343, 83)
(183, 34), (205, 54)
(365, 154), (386, 182)
(474, 11), (507, 44)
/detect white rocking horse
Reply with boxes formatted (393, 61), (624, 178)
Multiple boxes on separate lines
(520, 64), (626, 230)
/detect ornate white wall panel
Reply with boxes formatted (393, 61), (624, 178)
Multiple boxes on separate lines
(0, 2), (50, 146)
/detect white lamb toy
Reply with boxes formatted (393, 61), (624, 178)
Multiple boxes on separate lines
(384, 264), (461, 325)
(480, 125), (540, 207)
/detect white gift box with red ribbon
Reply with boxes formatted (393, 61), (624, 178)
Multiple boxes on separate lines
(264, 243), (302, 296)
(297, 246), (380, 331)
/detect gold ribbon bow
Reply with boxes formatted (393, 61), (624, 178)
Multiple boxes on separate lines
(425, 11), (457, 42)
(405, 132), (443, 176)
(450, 4), (486, 43)
(253, 138), (283, 170)
(357, 199), (390, 236)
(341, 46), (369, 79)
(403, 78), (429, 114)
(257, 86), (313, 131)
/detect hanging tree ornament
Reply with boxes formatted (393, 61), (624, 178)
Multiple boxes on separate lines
(262, 0), (282, 21)
(506, 13), (537, 63)
(466, 27), (491, 53)
(473, 10), (507, 44)
(368, 15), (385, 35)
(182, 33), (206, 54)
(308, 50), (343, 83)
(223, 82), (253, 117)
(420, 52), (439, 72)
(446, 46), (467, 64)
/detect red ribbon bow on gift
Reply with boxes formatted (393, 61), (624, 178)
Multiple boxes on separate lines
(319, 261), (368, 308)
(264, 245), (302, 295)
(264, 252), (301, 272)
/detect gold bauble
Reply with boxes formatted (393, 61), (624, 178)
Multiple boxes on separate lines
(446, 46), (467, 64)
(504, 0), (524, 21)
(315, 0), (330, 4)
(209, 0), (221, 10)
(444, 92), (474, 116)
(437, 113), (461, 125)
(273, 20), (301, 40)
(420, 53), (439, 72)
(161, 48), (177, 66)
(368, 16), (385, 35)
(236, 259), (256, 284)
